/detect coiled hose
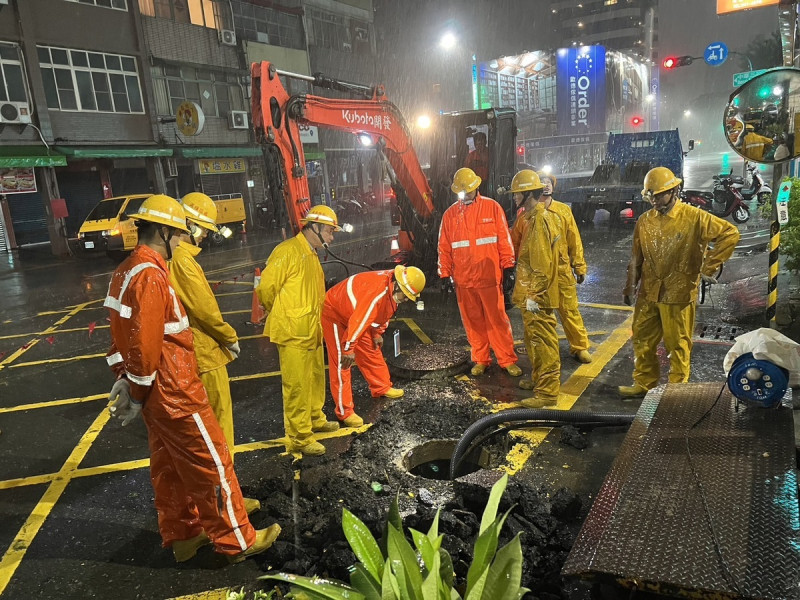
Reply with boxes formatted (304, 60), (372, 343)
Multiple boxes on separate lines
(449, 409), (635, 479)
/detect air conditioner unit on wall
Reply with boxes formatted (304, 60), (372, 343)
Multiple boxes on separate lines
(164, 157), (178, 177)
(0, 101), (31, 124)
(228, 110), (248, 130)
(219, 29), (237, 46)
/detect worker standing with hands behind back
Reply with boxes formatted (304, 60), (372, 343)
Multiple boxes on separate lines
(619, 167), (740, 398)
(257, 205), (342, 456)
(438, 167), (522, 378)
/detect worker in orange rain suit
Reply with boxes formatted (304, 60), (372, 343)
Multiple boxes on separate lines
(510, 172), (592, 369)
(104, 194), (279, 564)
(257, 205), (342, 457)
(618, 167), (740, 398)
(438, 167), (522, 377)
(464, 131), (489, 182)
(322, 265), (426, 426)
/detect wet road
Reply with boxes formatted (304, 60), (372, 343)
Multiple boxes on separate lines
(0, 206), (777, 599)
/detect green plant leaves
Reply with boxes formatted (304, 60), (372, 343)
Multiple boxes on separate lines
(260, 574), (364, 600)
(343, 508), (384, 581)
(478, 474), (508, 535)
(482, 535), (528, 600)
(387, 524), (423, 600)
(350, 564), (382, 600)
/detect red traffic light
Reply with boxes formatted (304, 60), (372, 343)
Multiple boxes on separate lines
(662, 55), (693, 69)
(631, 116), (644, 127)
(516, 145), (525, 156)
(663, 57), (676, 69)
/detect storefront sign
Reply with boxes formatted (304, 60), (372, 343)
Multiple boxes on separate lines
(556, 45), (607, 136)
(717, 0), (779, 14)
(0, 167), (36, 194)
(176, 101), (205, 136)
(198, 158), (246, 175)
(299, 124), (319, 144)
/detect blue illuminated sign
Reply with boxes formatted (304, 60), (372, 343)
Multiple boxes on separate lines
(556, 45), (607, 135)
(704, 42), (728, 67)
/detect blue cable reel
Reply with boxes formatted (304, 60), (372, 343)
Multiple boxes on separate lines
(727, 352), (790, 408)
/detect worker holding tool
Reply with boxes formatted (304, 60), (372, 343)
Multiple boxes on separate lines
(438, 167), (521, 378)
(322, 266), (426, 427)
(510, 171), (592, 366)
(509, 171), (563, 405)
(105, 194), (280, 564)
(257, 205), (341, 456)
(619, 167), (740, 398)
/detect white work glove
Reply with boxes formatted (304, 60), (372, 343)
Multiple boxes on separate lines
(227, 341), (241, 359)
(701, 274), (718, 285)
(108, 379), (143, 426)
(526, 298), (541, 314)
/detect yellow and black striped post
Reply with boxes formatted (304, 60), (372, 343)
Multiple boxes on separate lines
(767, 217), (779, 327)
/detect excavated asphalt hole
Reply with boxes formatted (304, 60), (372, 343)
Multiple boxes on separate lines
(402, 439), (490, 480)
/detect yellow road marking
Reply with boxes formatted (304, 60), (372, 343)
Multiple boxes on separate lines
(229, 370), (280, 382)
(8, 352), (106, 369)
(497, 314), (634, 475)
(394, 318), (433, 344)
(513, 330), (609, 346)
(214, 290), (252, 298)
(167, 588), (231, 600)
(209, 280), (252, 287)
(0, 302), (92, 369)
(0, 393), (106, 414)
(578, 301), (633, 312)
(0, 324), (110, 341)
(221, 309), (251, 315)
(0, 408), (110, 595)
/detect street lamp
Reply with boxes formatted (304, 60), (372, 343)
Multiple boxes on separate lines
(416, 114), (431, 129)
(683, 110), (691, 117)
(439, 31), (457, 51)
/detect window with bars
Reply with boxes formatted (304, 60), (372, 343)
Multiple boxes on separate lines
(38, 46), (144, 114)
(150, 63), (245, 118)
(307, 8), (351, 52)
(230, 1), (304, 50)
(0, 43), (29, 104)
(138, 0), (218, 28)
(64, 0), (128, 9)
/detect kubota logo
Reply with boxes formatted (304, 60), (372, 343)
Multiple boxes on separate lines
(341, 110), (392, 131)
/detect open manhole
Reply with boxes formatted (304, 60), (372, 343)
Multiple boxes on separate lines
(695, 322), (742, 342)
(402, 439), (490, 480)
(387, 341), (470, 380)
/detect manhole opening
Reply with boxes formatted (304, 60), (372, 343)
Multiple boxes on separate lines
(696, 323), (739, 341)
(402, 439), (490, 481)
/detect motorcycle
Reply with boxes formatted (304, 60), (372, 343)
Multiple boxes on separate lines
(681, 175), (750, 224)
(729, 163), (772, 205)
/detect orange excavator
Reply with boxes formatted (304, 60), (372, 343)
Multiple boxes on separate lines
(250, 61), (518, 272)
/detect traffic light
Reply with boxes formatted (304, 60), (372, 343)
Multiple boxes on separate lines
(516, 145), (525, 159)
(631, 116), (644, 127)
(662, 55), (694, 69)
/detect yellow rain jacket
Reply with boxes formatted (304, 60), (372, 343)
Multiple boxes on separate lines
(169, 241), (237, 373)
(257, 232), (325, 350)
(624, 201), (740, 304)
(513, 203), (562, 310)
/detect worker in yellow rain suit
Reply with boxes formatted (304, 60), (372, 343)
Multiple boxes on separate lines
(619, 167), (740, 398)
(511, 172), (591, 368)
(169, 192), (260, 515)
(511, 170), (563, 407)
(741, 124), (773, 161)
(257, 205), (341, 456)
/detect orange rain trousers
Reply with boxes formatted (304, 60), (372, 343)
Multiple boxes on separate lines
(455, 284), (517, 367)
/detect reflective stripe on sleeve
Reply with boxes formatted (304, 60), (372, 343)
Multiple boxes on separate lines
(475, 236), (498, 246)
(126, 370), (157, 386)
(106, 352), (123, 366)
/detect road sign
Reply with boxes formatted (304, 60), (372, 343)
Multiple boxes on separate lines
(704, 42), (728, 67)
(733, 69), (768, 87)
(777, 180), (792, 226)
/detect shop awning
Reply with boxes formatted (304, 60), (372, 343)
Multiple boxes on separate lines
(179, 147), (263, 158)
(0, 146), (67, 167)
(54, 146), (173, 159)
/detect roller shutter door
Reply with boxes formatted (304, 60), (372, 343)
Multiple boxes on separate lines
(7, 191), (47, 246)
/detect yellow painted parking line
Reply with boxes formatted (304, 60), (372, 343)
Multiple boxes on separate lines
(513, 330), (609, 345)
(209, 280), (253, 287)
(220, 309), (251, 315)
(229, 370), (281, 382)
(167, 588), (231, 600)
(0, 408), (111, 595)
(393, 318), (433, 344)
(214, 290), (252, 298)
(0, 393), (106, 414)
(0, 472), (57, 491)
(33, 309), (70, 316)
(0, 324), (109, 341)
(0, 301), (92, 369)
(8, 352), (106, 369)
(497, 314), (634, 475)
(578, 301), (633, 312)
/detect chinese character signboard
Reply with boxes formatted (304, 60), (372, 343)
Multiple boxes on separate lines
(198, 159), (246, 175)
(556, 45), (606, 136)
(717, 0), (779, 14)
(0, 167), (36, 194)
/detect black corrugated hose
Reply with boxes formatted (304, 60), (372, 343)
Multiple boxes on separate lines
(449, 409), (635, 480)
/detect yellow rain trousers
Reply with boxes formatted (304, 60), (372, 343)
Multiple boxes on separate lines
(169, 241), (238, 454)
(257, 232), (327, 451)
(624, 201), (740, 390)
(511, 200), (589, 353)
(512, 203), (563, 401)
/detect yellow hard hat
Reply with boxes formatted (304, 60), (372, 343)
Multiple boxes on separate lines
(451, 167), (482, 195)
(132, 194), (189, 232)
(745, 124), (755, 131)
(537, 172), (557, 189)
(394, 265), (426, 300)
(300, 205), (341, 231)
(509, 170), (543, 193)
(641, 167), (682, 199)
(181, 192), (218, 232)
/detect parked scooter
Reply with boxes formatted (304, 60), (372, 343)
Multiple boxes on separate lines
(729, 162), (772, 205)
(681, 175), (750, 223)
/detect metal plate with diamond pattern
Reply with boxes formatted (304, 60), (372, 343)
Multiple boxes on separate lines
(563, 382), (800, 599)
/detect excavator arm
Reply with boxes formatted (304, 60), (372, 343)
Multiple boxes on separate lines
(251, 61), (433, 236)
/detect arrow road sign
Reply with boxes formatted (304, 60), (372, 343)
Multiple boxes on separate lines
(704, 42), (728, 67)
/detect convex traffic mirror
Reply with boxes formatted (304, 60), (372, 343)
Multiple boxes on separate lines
(725, 67), (800, 164)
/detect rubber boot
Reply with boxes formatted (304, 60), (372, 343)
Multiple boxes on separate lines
(520, 396), (558, 409)
(227, 524), (282, 564)
(342, 414), (364, 428)
(518, 379), (534, 390)
(505, 364), (523, 377)
(618, 383), (649, 398)
(572, 350), (592, 364)
(312, 421), (340, 433)
(382, 388), (404, 399)
(173, 532), (211, 562)
(288, 440), (326, 456)
(470, 363), (487, 376)
(244, 497), (261, 515)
